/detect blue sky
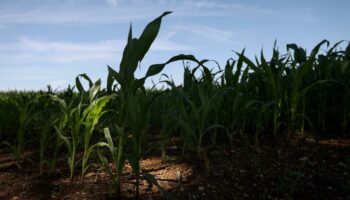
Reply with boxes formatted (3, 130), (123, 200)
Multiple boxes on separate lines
(0, 0), (349, 90)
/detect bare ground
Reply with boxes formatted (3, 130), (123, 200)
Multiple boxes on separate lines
(1, 137), (349, 200)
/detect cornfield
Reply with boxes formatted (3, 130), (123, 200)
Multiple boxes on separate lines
(1, 12), (349, 199)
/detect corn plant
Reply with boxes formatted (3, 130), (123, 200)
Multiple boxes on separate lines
(234, 48), (286, 138)
(106, 11), (207, 197)
(98, 127), (125, 195)
(37, 102), (58, 174)
(258, 49), (287, 137)
(51, 93), (80, 180)
(219, 54), (251, 140)
(159, 108), (177, 162)
(106, 12), (172, 196)
(0, 94), (20, 141)
(304, 41), (350, 135)
(164, 64), (228, 168)
(1, 97), (37, 169)
(51, 77), (109, 179)
(286, 40), (330, 134)
(79, 78), (112, 178)
(244, 100), (274, 152)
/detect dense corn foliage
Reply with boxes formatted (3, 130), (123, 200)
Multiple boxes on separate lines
(1, 12), (349, 198)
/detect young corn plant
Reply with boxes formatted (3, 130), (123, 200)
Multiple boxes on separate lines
(258, 48), (288, 137)
(165, 64), (227, 171)
(219, 54), (251, 140)
(286, 40), (330, 135)
(97, 127), (126, 195)
(38, 107), (57, 174)
(106, 11), (206, 197)
(46, 93), (71, 174)
(52, 76), (111, 180)
(22, 91), (61, 175)
(51, 93), (82, 180)
(1, 97), (37, 169)
(79, 78), (112, 178)
(159, 101), (178, 162)
(286, 41), (349, 137)
(149, 86), (178, 163)
(235, 47), (288, 138)
(244, 100), (273, 152)
(303, 41), (350, 135)
(0, 93), (20, 141)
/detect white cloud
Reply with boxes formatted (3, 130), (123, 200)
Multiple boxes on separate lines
(0, 35), (195, 90)
(173, 25), (233, 42)
(0, 7), (150, 25)
(182, 0), (271, 15)
(0, 38), (124, 63)
(0, 0), (273, 25)
(0, 0), (321, 28)
(152, 39), (194, 51)
(19, 37), (124, 53)
(0, 36), (193, 65)
(106, 0), (119, 7)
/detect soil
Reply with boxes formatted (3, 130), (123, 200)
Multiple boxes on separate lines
(0, 136), (349, 200)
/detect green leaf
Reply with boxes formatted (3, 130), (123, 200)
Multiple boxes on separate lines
(89, 79), (101, 102)
(106, 65), (115, 93)
(136, 11), (172, 62)
(76, 76), (85, 93)
(107, 66), (123, 87)
(76, 73), (94, 93)
(80, 73), (93, 88)
(55, 125), (72, 155)
(145, 54), (208, 78)
(236, 52), (257, 70)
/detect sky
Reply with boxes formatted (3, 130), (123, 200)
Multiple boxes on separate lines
(0, 0), (349, 91)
